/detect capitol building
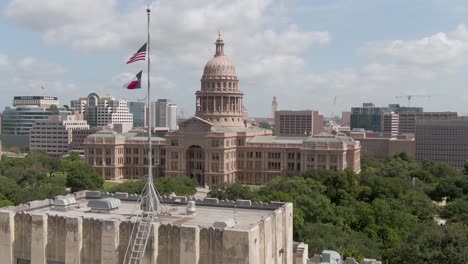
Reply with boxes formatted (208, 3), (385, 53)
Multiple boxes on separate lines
(84, 35), (361, 184)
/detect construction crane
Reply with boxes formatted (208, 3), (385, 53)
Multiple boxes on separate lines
(395, 94), (431, 107)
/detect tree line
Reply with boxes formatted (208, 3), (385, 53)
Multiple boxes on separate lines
(0, 151), (197, 207)
(208, 152), (468, 263)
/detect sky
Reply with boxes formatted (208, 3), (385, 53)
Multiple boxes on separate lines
(2, 0), (468, 117)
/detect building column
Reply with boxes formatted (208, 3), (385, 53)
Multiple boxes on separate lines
(179, 226), (199, 264)
(221, 96), (224, 112)
(31, 214), (47, 264)
(0, 211), (14, 263)
(101, 219), (120, 264)
(65, 217), (82, 264)
(314, 153), (318, 169)
(213, 96), (217, 112)
(326, 154), (330, 170)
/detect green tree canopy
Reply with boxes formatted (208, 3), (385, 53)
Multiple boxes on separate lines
(65, 161), (104, 192)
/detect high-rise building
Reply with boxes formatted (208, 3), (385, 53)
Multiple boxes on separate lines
(398, 112), (457, 135)
(70, 97), (87, 114)
(1, 105), (70, 150)
(82, 93), (112, 127)
(274, 110), (324, 136)
(350, 131), (415, 158)
(151, 99), (177, 131)
(82, 93), (133, 132)
(272, 96), (278, 118)
(70, 127), (102, 153)
(129, 101), (147, 128)
(13, 96), (59, 108)
(341, 111), (351, 126)
(351, 103), (423, 132)
(415, 118), (468, 170)
(381, 112), (399, 138)
(29, 113), (90, 156)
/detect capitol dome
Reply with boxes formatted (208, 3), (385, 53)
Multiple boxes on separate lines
(202, 34), (237, 78)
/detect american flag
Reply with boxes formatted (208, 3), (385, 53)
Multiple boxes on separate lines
(126, 43), (147, 64)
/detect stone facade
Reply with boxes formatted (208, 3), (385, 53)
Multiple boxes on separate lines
(83, 35), (361, 183)
(0, 191), (298, 264)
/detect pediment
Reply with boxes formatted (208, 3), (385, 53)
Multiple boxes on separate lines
(177, 116), (213, 133)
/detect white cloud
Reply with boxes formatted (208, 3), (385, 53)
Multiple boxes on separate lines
(5, 1), (467, 116)
(0, 54), (9, 67)
(0, 55), (72, 108)
(15, 57), (65, 76)
(5, 0), (116, 31)
(360, 25), (468, 73)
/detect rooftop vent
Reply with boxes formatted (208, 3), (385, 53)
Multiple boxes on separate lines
(186, 201), (196, 215)
(213, 218), (236, 229)
(53, 196), (77, 211)
(88, 198), (121, 213)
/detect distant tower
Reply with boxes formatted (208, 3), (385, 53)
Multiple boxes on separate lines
(272, 96), (278, 118)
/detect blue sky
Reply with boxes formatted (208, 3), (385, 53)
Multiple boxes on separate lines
(1, 0), (468, 117)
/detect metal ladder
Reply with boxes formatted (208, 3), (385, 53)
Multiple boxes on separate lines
(125, 210), (157, 264)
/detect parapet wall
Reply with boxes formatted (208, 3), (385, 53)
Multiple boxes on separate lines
(0, 191), (294, 264)
(78, 190), (287, 211)
(1, 190), (287, 213)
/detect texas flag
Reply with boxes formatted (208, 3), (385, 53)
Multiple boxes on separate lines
(124, 71), (142, 89)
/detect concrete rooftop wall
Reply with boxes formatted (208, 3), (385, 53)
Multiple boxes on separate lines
(0, 191), (295, 264)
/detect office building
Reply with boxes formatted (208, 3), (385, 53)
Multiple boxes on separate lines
(381, 112), (399, 138)
(82, 93), (133, 132)
(1, 105), (70, 150)
(398, 112), (457, 135)
(83, 93), (113, 127)
(151, 99), (177, 131)
(129, 101), (147, 128)
(274, 110), (324, 136)
(13, 96), (59, 108)
(350, 131), (415, 158)
(351, 103), (422, 132)
(415, 118), (468, 170)
(342, 111), (351, 126)
(84, 35), (361, 184)
(29, 113), (90, 156)
(70, 97), (87, 114)
(70, 127), (102, 153)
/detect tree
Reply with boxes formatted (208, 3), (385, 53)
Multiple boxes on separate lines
(387, 223), (468, 263)
(208, 183), (255, 200)
(258, 121), (271, 129)
(464, 160), (468, 175)
(107, 180), (145, 194)
(66, 161), (104, 192)
(441, 197), (468, 225)
(155, 177), (197, 196)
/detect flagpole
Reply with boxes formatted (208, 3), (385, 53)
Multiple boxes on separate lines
(146, 5), (153, 187)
